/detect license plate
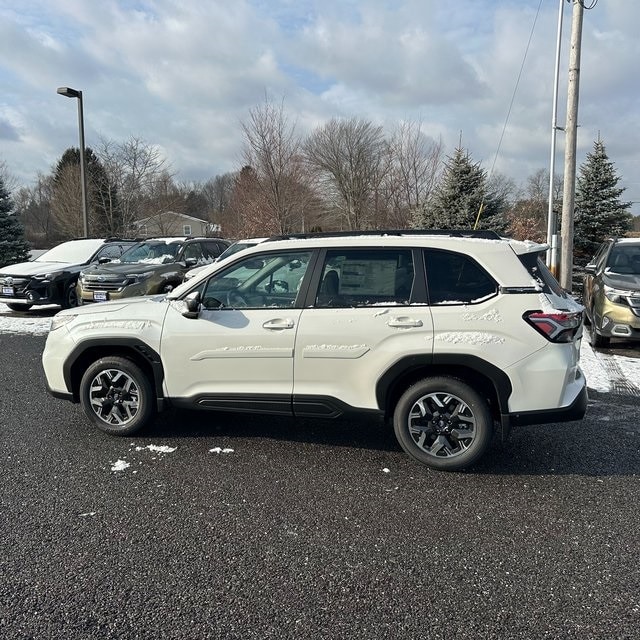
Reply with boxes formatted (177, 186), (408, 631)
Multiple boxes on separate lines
(2, 286), (14, 296)
(93, 291), (108, 302)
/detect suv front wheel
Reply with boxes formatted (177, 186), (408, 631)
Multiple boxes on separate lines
(79, 356), (155, 435)
(393, 377), (493, 471)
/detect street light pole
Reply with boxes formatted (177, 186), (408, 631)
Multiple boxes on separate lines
(546, 0), (565, 278)
(57, 86), (89, 237)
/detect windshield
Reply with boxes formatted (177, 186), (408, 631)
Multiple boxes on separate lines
(118, 241), (182, 264)
(606, 246), (640, 275)
(217, 240), (265, 261)
(35, 239), (106, 264)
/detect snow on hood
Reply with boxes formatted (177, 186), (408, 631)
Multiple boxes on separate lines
(0, 261), (72, 277)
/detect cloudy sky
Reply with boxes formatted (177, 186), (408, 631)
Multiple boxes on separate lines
(1, 0), (639, 215)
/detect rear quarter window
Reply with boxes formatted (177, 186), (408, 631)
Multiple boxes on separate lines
(518, 252), (566, 297)
(424, 249), (497, 305)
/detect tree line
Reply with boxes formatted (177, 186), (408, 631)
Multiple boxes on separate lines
(1, 99), (636, 268)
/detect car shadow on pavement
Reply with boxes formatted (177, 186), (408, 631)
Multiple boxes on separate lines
(150, 407), (403, 454)
(474, 393), (640, 477)
(142, 396), (640, 477)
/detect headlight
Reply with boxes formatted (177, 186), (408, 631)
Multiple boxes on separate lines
(50, 314), (76, 331)
(125, 271), (154, 284)
(604, 285), (632, 305)
(34, 271), (64, 281)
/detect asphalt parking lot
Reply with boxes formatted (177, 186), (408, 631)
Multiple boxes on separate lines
(1, 331), (640, 640)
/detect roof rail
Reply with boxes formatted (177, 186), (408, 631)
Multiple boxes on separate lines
(265, 229), (502, 242)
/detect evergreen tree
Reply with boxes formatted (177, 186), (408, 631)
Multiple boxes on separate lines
(574, 139), (632, 260)
(52, 147), (120, 237)
(417, 147), (507, 233)
(0, 174), (31, 267)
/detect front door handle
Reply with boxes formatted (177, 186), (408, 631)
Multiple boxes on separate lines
(263, 318), (295, 330)
(387, 317), (423, 328)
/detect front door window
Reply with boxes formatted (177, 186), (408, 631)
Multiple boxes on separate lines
(202, 251), (312, 309)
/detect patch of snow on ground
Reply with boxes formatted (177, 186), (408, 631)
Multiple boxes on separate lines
(579, 340), (612, 393)
(133, 444), (177, 453)
(111, 459), (130, 472)
(613, 352), (640, 387)
(209, 447), (234, 454)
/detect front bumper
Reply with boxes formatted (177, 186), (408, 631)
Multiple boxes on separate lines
(78, 283), (149, 304)
(596, 299), (640, 340)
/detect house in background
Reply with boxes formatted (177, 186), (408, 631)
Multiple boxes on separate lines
(133, 211), (222, 238)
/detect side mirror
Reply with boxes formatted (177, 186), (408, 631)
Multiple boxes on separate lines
(185, 257), (198, 267)
(98, 256), (112, 264)
(182, 291), (201, 319)
(584, 264), (596, 274)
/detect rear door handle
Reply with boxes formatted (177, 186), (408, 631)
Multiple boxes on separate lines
(263, 318), (295, 330)
(387, 317), (423, 328)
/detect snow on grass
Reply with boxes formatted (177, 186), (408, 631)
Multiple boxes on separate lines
(209, 447), (234, 454)
(0, 303), (54, 335)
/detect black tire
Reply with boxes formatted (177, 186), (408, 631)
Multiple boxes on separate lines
(79, 356), (155, 436)
(6, 302), (33, 312)
(61, 283), (79, 309)
(590, 328), (610, 349)
(393, 377), (493, 471)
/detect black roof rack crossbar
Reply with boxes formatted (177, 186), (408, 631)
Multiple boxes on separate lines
(265, 229), (502, 242)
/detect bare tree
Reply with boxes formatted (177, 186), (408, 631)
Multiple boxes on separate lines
(383, 122), (444, 229)
(506, 169), (555, 242)
(139, 171), (186, 226)
(226, 166), (280, 239)
(201, 173), (236, 224)
(0, 159), (17, 193)
(303, 117), (387, 230)
(240, 98), (310, 234)
(96, 136), (174, 236)
(14, 174), (58, 247)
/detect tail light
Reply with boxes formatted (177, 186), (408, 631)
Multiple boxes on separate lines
(523, 310), (583, 343)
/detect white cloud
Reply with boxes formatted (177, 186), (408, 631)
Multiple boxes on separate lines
(0, 0), (638, 214)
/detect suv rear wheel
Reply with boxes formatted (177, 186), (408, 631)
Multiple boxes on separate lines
(79, 357), (155, 435)
(393, 377), (493, 471)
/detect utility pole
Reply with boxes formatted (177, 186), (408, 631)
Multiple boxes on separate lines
(559, 0), (584, 291)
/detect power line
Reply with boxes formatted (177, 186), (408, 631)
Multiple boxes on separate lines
(474, 0), (543, 229)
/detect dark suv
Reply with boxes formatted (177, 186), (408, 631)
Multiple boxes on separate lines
(0, 238), (137, 311)
(76, 237), (230, 303)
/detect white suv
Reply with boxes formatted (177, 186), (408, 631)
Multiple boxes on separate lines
(42, 230), (587, 471)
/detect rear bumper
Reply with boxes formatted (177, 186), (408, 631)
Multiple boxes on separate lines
(509, 383), (588, 427)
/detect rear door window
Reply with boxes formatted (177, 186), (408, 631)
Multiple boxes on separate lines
(314, 249), (414, 308)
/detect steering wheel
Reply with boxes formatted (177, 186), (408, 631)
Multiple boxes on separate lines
(226, 289), (249, 308)
(268, 280), (289, 293)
